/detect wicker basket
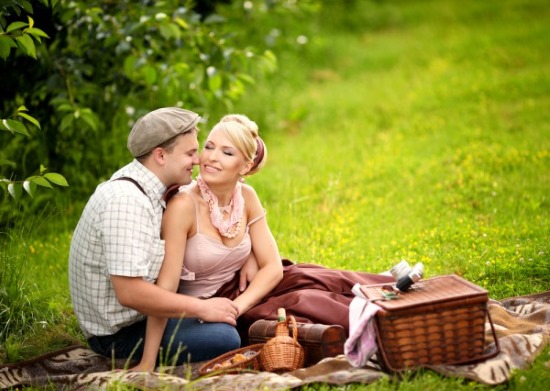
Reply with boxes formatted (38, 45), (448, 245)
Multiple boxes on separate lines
(360, 274), (500, 372)
(259, 314), (305, 372)
(198, 344), (264, 376)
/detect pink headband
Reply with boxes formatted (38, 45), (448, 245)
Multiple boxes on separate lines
(252, 137), (265, 171)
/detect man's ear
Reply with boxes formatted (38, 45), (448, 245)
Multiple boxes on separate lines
(151, 147), (165, 165)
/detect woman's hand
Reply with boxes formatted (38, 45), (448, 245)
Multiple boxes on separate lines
(239, 252), (259, 292)
(200, 297), (239, 325)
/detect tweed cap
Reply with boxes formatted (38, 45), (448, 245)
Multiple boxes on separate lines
(127, 107), (200, 157)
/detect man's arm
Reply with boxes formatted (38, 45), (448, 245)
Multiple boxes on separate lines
(111, 275), (238, 324)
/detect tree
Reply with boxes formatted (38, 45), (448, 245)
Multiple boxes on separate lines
(1, 0), (69, 202)
(1, 0), (279, 222)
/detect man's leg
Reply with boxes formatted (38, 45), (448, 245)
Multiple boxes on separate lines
(159, 318), (241, 365)
(87, 319), (146, 363)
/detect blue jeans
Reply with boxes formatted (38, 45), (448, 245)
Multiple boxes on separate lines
(87, 317), (240, 365)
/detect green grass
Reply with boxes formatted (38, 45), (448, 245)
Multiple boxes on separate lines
(1, 0), (549, 389)
(240, 0), (550, 300)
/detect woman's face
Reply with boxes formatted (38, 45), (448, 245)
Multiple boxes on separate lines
(200, 127), (251, 185)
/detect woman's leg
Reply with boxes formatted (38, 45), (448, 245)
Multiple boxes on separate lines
(160, 318), (241, 365)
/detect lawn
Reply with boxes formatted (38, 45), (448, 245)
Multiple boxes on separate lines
(1, 0), (549, 389)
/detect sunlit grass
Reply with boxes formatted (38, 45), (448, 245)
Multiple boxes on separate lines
(243, 0), (550, 303)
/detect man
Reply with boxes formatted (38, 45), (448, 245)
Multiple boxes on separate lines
(69, 107), (240, 365)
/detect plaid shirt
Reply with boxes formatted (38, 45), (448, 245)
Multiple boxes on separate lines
(68, 160), (167, 338)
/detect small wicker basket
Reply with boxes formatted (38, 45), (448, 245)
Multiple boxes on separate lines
(259, 309), (305, 372)
(198, 344), (264, 376)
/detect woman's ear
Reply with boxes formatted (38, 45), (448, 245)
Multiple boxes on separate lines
(240, 161), (254, 176)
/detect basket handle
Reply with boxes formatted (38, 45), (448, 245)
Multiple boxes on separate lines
(477, 308), (501, 361)
(288, 315), (299, 344)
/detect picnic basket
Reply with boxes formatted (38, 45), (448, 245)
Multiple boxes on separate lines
(360, 274), (500, 372)
(198, 344), (264, 375)
(259, 309), (305, 372)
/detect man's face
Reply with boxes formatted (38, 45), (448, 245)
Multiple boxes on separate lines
(162, 132), (200, 186)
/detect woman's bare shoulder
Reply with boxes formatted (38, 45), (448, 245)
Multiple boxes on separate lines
(242, 183), (259, 197)
(165, 188), (197, 214)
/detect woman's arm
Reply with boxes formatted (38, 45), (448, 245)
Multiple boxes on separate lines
(232, 187), (284, 315)
(131, 193), (194, 371)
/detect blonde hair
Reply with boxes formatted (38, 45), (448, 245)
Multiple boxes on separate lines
(215, 114), (267, 175)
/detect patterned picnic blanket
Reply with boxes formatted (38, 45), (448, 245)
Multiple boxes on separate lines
(1, 292), (549, 390)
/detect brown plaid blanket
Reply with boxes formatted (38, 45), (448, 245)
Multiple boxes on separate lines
(1, 291), (549, 390)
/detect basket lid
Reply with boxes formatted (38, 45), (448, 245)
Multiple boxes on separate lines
(360, 274), (488, 311)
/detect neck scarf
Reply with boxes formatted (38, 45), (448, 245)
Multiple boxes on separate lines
(196, 175), (244, 238)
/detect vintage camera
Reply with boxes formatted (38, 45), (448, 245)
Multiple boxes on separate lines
(389, 260), (424, 292)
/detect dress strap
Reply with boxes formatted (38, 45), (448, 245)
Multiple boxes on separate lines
(191, 194), (201, 234)
(247, 209), (266, 227)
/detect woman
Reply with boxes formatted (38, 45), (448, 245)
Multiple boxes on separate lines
(132, 114), (283, 371)
(134, 114), (393, 371)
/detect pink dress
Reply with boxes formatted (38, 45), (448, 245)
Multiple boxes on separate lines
(177, 194), (265, 298)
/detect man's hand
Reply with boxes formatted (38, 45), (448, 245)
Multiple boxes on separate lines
(239, 252), (259, 292)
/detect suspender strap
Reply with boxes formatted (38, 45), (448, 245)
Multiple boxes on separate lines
(114, 176), (146, 195)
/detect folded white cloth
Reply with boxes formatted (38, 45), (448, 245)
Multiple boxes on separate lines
(344, 295), (381, 367)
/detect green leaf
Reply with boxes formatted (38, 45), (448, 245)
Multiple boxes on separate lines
(260, 50), (278, 73)
(174, 17), (188, 29)
(7, 183), (16, 199)
(0, 36), (16, 60)
(123, 55), (137, 78)
(20, 1), (34, 14)
(7, 183), (22, 199)
(6, 21), (28, 33)
(2, 119), (29, 135)
(26, 27), (50, 40)
(56, 103), (74, 113)
(236, 73), (256, 85)
(16, 112), (41, 129)
(28, 175), (53, 188)
(15, 34), (36, 58)
(142, 64), (157, 85)
(158, 23), (181, 40)
(193, 65), (205, 85)
(158, 24), (173, 40)
(59, 113), (74, 131)
(208, 72), (222, 92)
(44, 173), (69, 187)
(0, 158), (16, 167)
(79, 110), (99, 132)
(23, 180), (32, 197)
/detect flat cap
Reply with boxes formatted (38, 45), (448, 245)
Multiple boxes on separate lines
(127, 107), (200, 157)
